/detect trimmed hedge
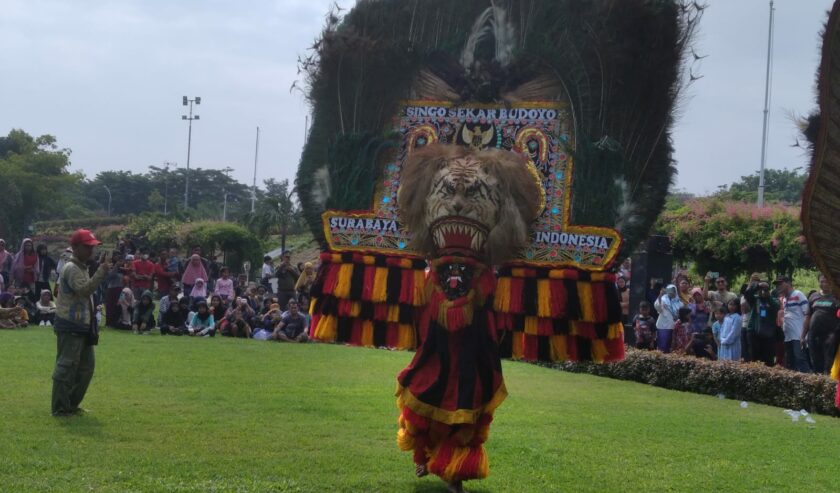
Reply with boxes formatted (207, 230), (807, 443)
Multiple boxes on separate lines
(34, 216), (132, 231)
(548, 348), (839, 417)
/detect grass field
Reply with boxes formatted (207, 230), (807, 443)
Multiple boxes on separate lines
(2, 328), (839, 493)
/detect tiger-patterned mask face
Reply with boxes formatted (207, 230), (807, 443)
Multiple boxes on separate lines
(425, 156), (501, 254)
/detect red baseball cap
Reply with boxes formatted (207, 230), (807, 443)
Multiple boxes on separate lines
(70, 229), (102, 246)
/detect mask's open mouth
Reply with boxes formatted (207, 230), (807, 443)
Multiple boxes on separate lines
(429, 216), (489, 257)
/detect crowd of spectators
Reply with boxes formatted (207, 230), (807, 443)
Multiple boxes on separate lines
(627, 264), (839, 375)
(0, 237), (316, 343)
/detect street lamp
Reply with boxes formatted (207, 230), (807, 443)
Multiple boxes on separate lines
(182, 96), (201, 209)
(103, 185), (112, 216)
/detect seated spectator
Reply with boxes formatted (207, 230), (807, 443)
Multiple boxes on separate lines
(35, 289), (56, 326)
(252, 303), (281, 340)
(632, 301), (656, 350)
(160, 297), (189, 336)
(214, 267), (234, 301)
(118, 287), (134, 330)
(132, 290), (156, 335)
(685, 328), (717, 360)
(718, 299), (742, 361)
(188, 300), (215, 337)
(0, 293), (27, 329)
(234, 274), (249, 298)
(158, 285), (181, 322)
(208, 294), (227, 318)
(13, 296), (31, 326)
(221, 297), (254, 338)
(272, 299), (309, 342)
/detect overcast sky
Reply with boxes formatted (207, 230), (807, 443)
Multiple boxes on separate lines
(0, 0), (833, 196)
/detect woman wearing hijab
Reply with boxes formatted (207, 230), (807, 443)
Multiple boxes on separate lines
(131, 290), (156, 334)
(11, 238), (40, 292)
(189, 278), (208, 309)
(35, 244), (57, 296)
(181, 254), (208, 297)
(0, 239), (12, 287)
(188, 300), (216, 337)
(295, 262), (316, 301)
(654, 284), (685, 353)
(118, 287), (135, 330)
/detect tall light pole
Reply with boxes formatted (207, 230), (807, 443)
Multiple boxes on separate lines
(182, 96), (201, 209)
(102, 185), (112, 216)
(757, 0), (775, 207)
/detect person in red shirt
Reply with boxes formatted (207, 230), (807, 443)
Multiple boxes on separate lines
(153, 250), (177, 295)
(132, 248), (156, 298)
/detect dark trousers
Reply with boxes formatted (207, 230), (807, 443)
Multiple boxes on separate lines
(51, 331), (95, 415)
(105, 287), (122, 327)
(785, 340), (811, 373)
(808, 331), (835, 374)
(749, 332), (776, 367)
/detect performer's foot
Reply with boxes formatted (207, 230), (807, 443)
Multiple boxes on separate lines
(446, 480), (465, 493)
(415, 464), (428, 478)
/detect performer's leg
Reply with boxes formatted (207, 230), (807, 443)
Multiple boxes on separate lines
(71, 343), (96, 411)
(52, 332), (85, 415)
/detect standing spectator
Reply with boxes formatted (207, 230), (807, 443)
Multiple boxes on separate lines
(118, 287), (134, 330)
(295, 262), (317, 302)
(235, 274), (249, 298)
(167, 248), (182, 276)
(188, 279), (208, 308)
(618, 258), (632, 283)
(207, 255), (221, 293)
(0, 239), (12, 286)
(718, 299), (742, 361)
(711, 307), (726, 347)
(131, 291), (156, 334)
(275, 252), (300, 309)
(688, 288), (711, 336)
(272, 299), (309, 342)
(35, 289), (57, 326)
(802, 273), (839, 374)
(11, 238), (39, 292)
(187, 300), (216, 337)
(132, 248), (156, 299)
(616, 276), (630, 327)
(261, 255), (275, 293)
(35, 244), (56, 296)
(153, 250), (177, 297)
(676, 275), (692, 305)
(672, 307), (691, 353)
(704, 274), (738, 312)
(104, 251), (124, 328)
(654, 285), (683, 353)
(181, 254), (208, 297)
(632, 301), (656, 350)
(775, 275), (810, 372)
(214, 267), (234, 301)
(745, 280), (781, 366)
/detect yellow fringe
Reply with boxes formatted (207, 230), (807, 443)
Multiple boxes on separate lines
(350, 301), (361, 317)
(577, 281), (595, 322)
(387, 304), (400, 323)
(511, 333), (524, 359)
(413, 270), (427, 306)
(493, 277), (511, 313)
(334, 263), (354, 299)
(314, 315), (337, 342)
(607, 321), (623, 340)
(372, 267), (389, 302)
(550, 335), (569, 361)
(523, 316), (538, 335)
(395, 383), (508, 426)
(361, 320), (374, 347)
(537, 279), (551, 318)
(362, 255), (376, 266)
(443, 447), (472, 481)
(831, 348), (840, 381)
(592, 340), (608, 363)
(398, 324), (415, 350)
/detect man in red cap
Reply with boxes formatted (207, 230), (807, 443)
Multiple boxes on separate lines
(51, 229), (111, 416)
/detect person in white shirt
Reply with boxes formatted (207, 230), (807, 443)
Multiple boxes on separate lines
(774, 275), (811, 372)
(261, 255), (275, 293)
(654, 284), (684, 353)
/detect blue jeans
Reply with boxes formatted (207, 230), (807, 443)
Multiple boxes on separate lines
(784, 340), (811, 373)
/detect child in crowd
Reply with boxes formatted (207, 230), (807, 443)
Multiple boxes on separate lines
(214, 267), (234, 301)
(160, 297), (189, 336)
(189, 278), (208, 310)
(718, 298), (742, 361)
(221, 297), (253, 338)
(685, 327), (717, 360)
(0, 293), (27, 329)
(132, 290), (156, 334)
(672, 307), (692, 353)
(711, 307), (726, 347)
(35, 289), (56, 326)
(118, 287), (135, 330)
(633, 301), (656, 350)
(188, 300), (216, 337)
(14, 296), (31, 326)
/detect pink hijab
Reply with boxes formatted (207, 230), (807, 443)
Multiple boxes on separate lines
(10, 238), (39, 285)
(190, 278), (207, 298)
(181, 254), (208, 286)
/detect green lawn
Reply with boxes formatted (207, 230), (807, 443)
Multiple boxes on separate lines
(1, 329), (839, 493)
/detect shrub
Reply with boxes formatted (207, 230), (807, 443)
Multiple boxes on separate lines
(548, 348), (839, 417)
(177, 221), (262, 273)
